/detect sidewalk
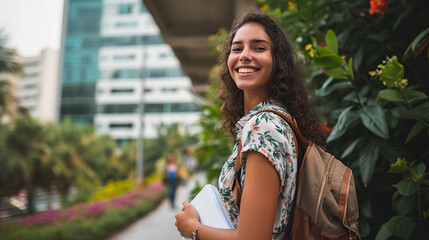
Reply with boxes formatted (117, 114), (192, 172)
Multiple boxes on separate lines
(108, 171), (206, 240)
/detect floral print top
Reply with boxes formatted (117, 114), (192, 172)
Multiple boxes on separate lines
(218, 98), (298, 239)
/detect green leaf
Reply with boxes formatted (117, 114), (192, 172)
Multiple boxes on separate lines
(319, 77), (335, 90)
(391, 101), (429, 119)
(347, 58), (354, 80)
(378, 89), (426, 104)
(359, 142), (379, 185)
(359, 106), (389, 139)
(380, 58), (404, 87)
(414, 162), (426, 175)
(359, 217), (370, 238)
(325, 29), (338, 54)
(327, 107), (359, 142)
(387, 215), (416, 240)
(396, 195), (417, 215)
(341, 138), (361, 158)
(379, 89), (405, 103)
(323, 68), (349, 79)
(375, 220), (393, 240)
(315, 81), (351, 96)
(313, 55), (344, 68)
(393, 178), (418, 196)
(401, 89), (428, 103)
(405, 122), (425, 143)
(315, 46), (335, 56)
(404, 27), (429, 60)
(343, 92), (367, 104)
(361, 197), (373, 218)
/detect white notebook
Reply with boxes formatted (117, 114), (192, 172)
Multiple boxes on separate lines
(182, 184), (235, 240)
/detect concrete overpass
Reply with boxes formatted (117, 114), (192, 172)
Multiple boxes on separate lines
(142, 0), (257, 95)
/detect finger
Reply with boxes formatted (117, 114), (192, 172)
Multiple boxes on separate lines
(183, 200), (191, 208)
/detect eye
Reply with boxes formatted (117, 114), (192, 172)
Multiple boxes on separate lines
(255, 46), (266, 51)
(231, 47), (242, 52)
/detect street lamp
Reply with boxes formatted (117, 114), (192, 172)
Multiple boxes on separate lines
(136, 35), (146, 186)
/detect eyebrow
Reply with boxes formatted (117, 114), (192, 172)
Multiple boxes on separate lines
(231, 39), (271, 45)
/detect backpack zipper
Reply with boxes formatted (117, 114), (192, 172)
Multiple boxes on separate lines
(314, 155), (335, 222)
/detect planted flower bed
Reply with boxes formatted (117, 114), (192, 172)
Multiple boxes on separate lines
(0, 181), (165, 240)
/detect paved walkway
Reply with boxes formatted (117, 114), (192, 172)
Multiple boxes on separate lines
(108, 172), (206, 240)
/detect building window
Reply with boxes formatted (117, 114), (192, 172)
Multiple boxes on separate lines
(159, 52), (168, 59)
(113, 54), (135, 61)
(109, 123), (133, 129)
(101, 35), (163, 46)
(170, 103), (200, 113)
(98, 104), (138, 114)
(145, 103), (164, 113)
(23, 84), (38, 90)
(97, 103), (200, 114)
(118, 4), (133, 14)
(112, 69), (141, 79)
(115, 22), (137, 29)
(146, 68), (185, 78)
(25, 73), (39, 78)
(111, 88), (134, 94)
(162, 87), (177, 93)
(24, 62), (39, 68)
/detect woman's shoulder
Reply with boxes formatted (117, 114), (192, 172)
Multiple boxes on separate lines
(249, 102), (292, 126)
(243, 111), (291, 139)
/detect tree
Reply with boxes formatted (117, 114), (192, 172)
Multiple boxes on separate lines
(45, 118), (101, 206)
(5, 110), (50, 213)
(0, 30), (21, 120)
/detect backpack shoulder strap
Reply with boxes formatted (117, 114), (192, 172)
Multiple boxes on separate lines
(256, 109), (309, 148)
(234, 109), (304, 170)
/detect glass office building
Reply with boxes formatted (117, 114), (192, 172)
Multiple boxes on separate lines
(59, 0), (202, 141)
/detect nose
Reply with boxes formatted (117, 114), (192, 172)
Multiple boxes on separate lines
(239, 47), (252, 62)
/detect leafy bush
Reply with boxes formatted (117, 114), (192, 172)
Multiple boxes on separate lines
(0, 185), (165, 240)
(88, 179), (134, 201)
(196, 0), (429, 239)
(310, 29), (429, 239)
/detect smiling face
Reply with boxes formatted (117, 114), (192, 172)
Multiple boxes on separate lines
(228, 22), (274, 97)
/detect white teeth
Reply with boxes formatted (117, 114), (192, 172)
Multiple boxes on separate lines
(238, 68), (256, 73)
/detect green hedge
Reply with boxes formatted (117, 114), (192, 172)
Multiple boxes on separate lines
(0, 190), (165, 240)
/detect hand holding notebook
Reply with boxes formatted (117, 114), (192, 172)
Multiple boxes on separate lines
(182, 184), (235, 240)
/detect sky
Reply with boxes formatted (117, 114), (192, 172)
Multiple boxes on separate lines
(0, 0), (64, 57)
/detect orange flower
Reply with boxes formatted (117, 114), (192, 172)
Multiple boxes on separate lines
(369, 0), (388, 15)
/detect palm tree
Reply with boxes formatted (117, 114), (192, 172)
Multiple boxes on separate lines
(45, 118), (101, 206)
(0, 30), (22, 120)
(83, 134), (124, 183)
(5, 109), (50, 214)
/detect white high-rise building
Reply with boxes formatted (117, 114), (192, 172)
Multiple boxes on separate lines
(59, 0), (203, 143)
(17, 48), (59, 122)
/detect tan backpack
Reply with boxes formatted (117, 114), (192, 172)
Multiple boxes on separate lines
(230, 109), (361, 239)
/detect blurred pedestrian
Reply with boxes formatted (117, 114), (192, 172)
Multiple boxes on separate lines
(164, 153), (179, 209)
(184, 147), (197, 173)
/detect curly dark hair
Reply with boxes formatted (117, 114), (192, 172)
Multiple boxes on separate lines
(217, 12), (327, 147)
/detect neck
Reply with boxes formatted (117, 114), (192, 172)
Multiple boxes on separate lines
(243, 89), (270, 113)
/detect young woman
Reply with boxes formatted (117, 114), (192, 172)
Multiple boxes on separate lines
(175, 12), (326, 239)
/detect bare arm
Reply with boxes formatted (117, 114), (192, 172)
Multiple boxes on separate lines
(175, 151), (280, 239)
